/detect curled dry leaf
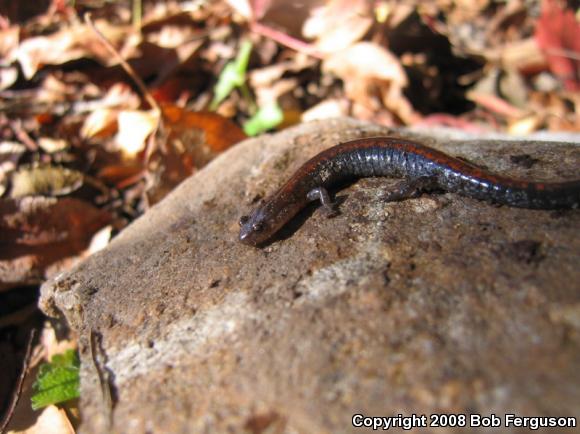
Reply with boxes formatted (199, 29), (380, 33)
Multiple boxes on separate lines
(10, 166), (84, 198)
(323, 42), (418, 124)
(0, 196), (111, 291)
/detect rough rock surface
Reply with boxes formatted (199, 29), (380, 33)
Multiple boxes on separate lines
(40, 119), (580, 433)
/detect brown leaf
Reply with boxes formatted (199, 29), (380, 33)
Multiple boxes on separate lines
(97, 164), (143, 188)
(144, 105), (246, 205)
(162, 104), (246, 155)
(10, 20), (130, 79)
(0, 196), (111, 291)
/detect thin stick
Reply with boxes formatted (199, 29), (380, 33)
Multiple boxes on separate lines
(84, 13), (160, 113)
(0, 329), (36, 434)
(250, 21), (325, 60)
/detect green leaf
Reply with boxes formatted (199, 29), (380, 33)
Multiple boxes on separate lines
(210, 40), (253, 110)
(243, 102), (284, 136)
(31, 349), (80, 410)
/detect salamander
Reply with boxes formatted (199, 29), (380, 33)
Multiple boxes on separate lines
(238, 137), (580, 246)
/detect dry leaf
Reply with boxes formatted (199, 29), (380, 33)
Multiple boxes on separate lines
(0, 25), (19, 58)
(96, 164), (143, 187)
(225, 0), (254, 20)
(10, 166), (84, 198)
(162, 104), (246, 155)
(508, 115), (543, 135)
(11, 20), (129, 79)
(0, 141), (26, 197)
(0, 196), (110, 246)
(80, 108), (119, 140)
(39, 321), (77, 363)
(0, 196), (111, 291)
(324, 42), (406, 91)
(144, 104), (246, 204)
(323, 42), (417, 124)
(490, 38), (547, 75)
(303, 0), (373, 53)
(114, 110), (160, 158)
(80, 84), (141, 139)
(0, 66), (18, 91)
(302, 98), (349, 121)
(18, 405), (75, 434)
(87, 225), (113, 254)
(38, 138), (69, 153)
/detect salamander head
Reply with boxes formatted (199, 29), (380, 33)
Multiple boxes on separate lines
(238, 205), (274, 246)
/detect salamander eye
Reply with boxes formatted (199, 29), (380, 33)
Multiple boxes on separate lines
(239, 215), (249, 226)
(252, 222), (264, 232)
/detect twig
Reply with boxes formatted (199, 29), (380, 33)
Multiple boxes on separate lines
(250, 21), (325, 60)
(0, 329), (37, 434)
(84, 12), (162, 165)
(11, 118), (38, 151)
(84, 13), (160, 113)
(544, 47), (580, 62)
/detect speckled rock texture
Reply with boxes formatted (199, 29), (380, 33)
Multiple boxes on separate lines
(40, 119), (580, 433)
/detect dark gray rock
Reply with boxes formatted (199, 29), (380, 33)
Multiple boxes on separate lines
(40, 119), (580, 433)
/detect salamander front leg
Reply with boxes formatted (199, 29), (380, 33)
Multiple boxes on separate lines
(307, 187), (338, 217)
(381, 176), (440, 202)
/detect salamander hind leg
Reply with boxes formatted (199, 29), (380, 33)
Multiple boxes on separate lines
(307, 187), (338, 217)
(380, 176), (441, 202)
